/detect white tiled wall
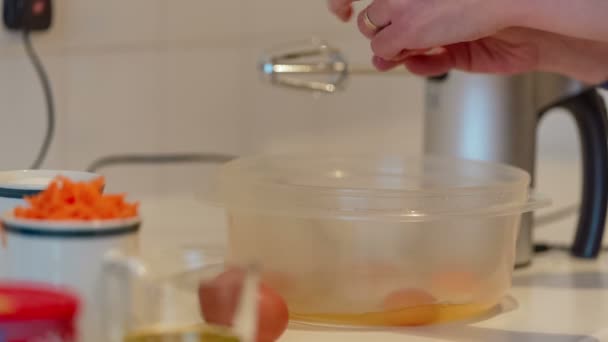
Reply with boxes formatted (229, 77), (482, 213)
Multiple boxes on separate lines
(0, 0), (598, 206)
(0, 0), (426, 198)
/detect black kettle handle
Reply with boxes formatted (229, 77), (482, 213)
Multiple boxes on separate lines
(538, 87), (608, 258)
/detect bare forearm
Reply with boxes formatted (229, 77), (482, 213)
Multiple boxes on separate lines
(517, 0), (608, 42)
(538, 35), (608, 83)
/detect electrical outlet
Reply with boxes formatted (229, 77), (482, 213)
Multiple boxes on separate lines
(4, 0), (52, 31)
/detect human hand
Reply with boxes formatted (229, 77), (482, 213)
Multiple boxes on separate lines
(328, 0), (608, 83)
(328, 0), (514, 55)
(378, 28), (608, 84)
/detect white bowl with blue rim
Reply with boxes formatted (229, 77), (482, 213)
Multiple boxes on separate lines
(0, 169), (141, 341)
(0, 170), (101, 282)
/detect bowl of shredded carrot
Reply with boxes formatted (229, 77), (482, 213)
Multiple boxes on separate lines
(0, 175), (140, 234)
(9, 176), (138, 221)
(0, 176), (141, 243)
(1, 175), (140, 238)
(0, 176), (141, 270)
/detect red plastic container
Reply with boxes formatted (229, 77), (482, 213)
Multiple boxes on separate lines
(0, 283), (79, 342)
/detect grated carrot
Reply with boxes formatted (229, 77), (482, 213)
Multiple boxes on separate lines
(13, 176), (139, 220)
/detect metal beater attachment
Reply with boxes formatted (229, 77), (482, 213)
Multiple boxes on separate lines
(259, 38), (409, 93)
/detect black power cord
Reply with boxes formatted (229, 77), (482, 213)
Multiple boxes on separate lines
(22, 29), (54, 169)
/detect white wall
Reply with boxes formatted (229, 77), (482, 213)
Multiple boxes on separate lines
(0, 0), (425, 198)
(0, 0), (599, 230)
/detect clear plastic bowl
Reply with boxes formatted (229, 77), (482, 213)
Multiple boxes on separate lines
(218, 154), (546, 327)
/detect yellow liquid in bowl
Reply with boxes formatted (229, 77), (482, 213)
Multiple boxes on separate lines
(124, 325), (240, 342)
(292, 301), (494, 327)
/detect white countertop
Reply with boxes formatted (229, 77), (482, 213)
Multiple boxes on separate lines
(139, 196), (608, 342)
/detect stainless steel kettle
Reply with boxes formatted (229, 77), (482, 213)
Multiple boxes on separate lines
(424, 72), (608, 267)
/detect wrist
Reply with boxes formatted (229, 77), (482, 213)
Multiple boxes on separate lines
(539, 36), (608, 84)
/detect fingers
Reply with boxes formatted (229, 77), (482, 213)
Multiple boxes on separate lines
(328, 0), (357, 21)
(400, 45), (469, 76)
(357, 0), (392, 38)
(370, 45), (457, 76)
(372, 46), (449, 72)
(372, 56), (402, 71)
(403, 54), (454, 76)
(370, 23), (412, 60)
(372, 54), (452, 76)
